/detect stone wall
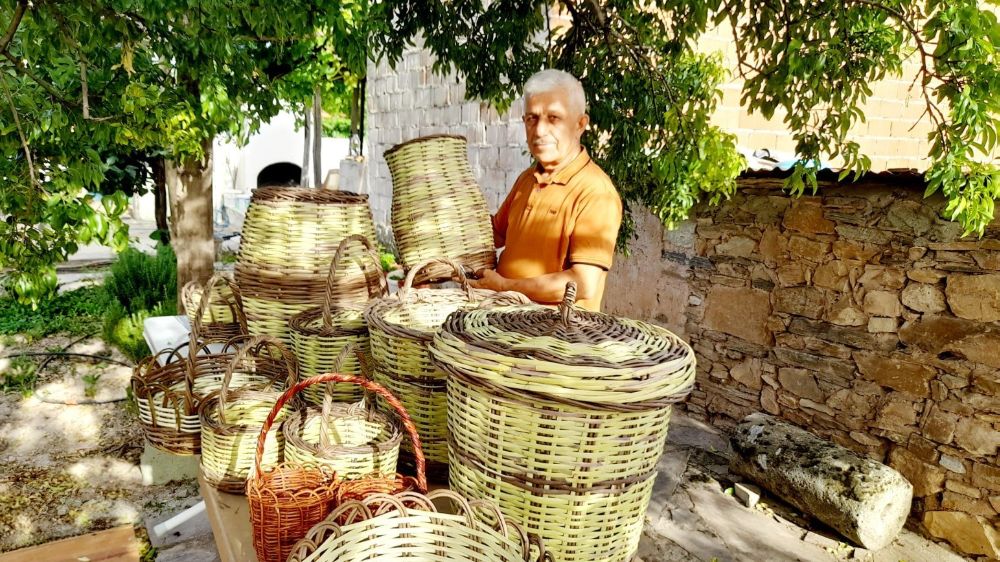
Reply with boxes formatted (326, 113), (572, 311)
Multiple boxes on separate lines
(606, 176), (1000, 559)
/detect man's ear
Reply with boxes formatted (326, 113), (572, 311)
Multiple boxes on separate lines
(578, 113), (590, 133)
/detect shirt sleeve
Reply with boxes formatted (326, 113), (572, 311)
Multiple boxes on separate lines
(568, 185), (622, 270)
(492, 188), (513, 249)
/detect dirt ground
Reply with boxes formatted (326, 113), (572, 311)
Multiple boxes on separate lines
(0, 335), (199, 553)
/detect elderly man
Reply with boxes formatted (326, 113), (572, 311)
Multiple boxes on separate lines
(469, 69), (622, 312)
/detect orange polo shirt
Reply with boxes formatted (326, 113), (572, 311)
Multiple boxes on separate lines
(492, 148), (622, 311)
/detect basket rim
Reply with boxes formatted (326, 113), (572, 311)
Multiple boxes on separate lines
(383, 134), (468, 158)
(282, 402), (403, 457)
(250, 185), (369, 204)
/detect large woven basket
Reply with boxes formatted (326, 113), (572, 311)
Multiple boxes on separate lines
(181, 273), (247, 343)
(199, 336), (298, 493)
(431, 283), (697, 562)
(384, 135), (496, 284)
(235, 186), (378, 344)
(289, 235), (387, 405)
(364, 259), (530, 479)
(287, 490), (550, 562)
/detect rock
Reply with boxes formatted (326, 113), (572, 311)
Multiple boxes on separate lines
(760, 387), (780, 415)
(909, 247), (928, 260)
(827, 389), (875, 419)
(883, 200), (934, 235)
(922, 407), (958, 444)
(863, 290), (903, 317)
(783, 198), (836, 234)
(814, 261), (851, 291)
(867, 317), (897, 333)
(874, 396), (919, 435)
(946, 274), (1000, 322)
(836, 225), (893, 246)
(908, 268), (946, 283)
(945, 480), (982, 498)
(758, 228), (787, 262)
(901, 283), (947, 313)
(833, 240), (881, 263)
(972, 461), (1000, 489)
(827, 295), (868, 327)
(734, 482), (762, 508)
(788, 236), (831, 262)
(855, 352), (937, 397)
(888, 447), (945, 497)
(899, 315), (983, 353)
(970, 250), (1000, 270)
(803, 530), (841, 549)
(777, 368), (825, 402)
(730, 413), (913, 550)
(946, 332), (1000, 369)
(954, 416), (1000, 456)
(788, 317), (898, 353)
(923, 511), (1000, 558)
(990, 496), (1000, 514)
(938, 454), (966, 474)
(774, 348), (855, 380)
(717, 236), (757, 258)
(730, 358), (763, 391)
(777, 263), (808, 286)
(703, 286), (773, 345)
(774, 287), (827, 319)
(858, 266), (907, 290)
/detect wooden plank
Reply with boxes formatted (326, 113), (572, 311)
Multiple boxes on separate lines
(0, 526), (140, 562)
(198, 473), (254, 562)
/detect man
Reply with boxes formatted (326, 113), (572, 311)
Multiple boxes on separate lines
(469, 69), (622, 312)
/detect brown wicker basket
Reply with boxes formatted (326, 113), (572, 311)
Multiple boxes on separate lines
(181, 273), (247, 343)
(385, 135), (496, 284)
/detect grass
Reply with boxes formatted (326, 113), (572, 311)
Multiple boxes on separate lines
(0, 285), (109, 341)
(0, 356), (38, 396)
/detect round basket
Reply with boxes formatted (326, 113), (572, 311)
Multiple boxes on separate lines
(290, 235), (387, 404)
(287, 490), (550, 562)
(181, 273), (248, 344)
(199, 336), (298, 493)
(235, 186), (378, 344)
(384, 135), (496, 284)
(247, 372), (425, 562)
(430, 282), (697, 562)
(363, 259), (530, 478)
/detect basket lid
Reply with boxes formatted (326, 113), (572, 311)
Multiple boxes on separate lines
(431, 282), (696, 406)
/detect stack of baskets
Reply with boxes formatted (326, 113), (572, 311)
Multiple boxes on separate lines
(430, 282), (697, 562)
(385, 135), (496, 284)
(364, 259), (529, 480)
(235, 186), (378, 344)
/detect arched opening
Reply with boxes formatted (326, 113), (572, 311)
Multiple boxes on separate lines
(256, 162), (301, 187)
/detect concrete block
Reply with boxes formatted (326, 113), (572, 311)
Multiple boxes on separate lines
(734, 482), (761, 508)
(140, 443), (200, 486)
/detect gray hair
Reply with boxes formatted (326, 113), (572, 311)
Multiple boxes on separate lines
(523, 69), (587, 116)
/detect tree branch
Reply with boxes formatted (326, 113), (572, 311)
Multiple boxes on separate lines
(0, 70), (36, 187)
(1, 51), (78, 108)
(81, 61), (89, 118)
(0, 0), (27, 54)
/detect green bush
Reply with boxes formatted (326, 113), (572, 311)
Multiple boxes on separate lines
(0, 285), (109, 340)
(104, 245), (177, 315)
(102, 298), (176, 362)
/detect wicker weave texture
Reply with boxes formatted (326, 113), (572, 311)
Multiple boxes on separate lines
(385, 135), (495, 284)
(287, 490), (548, 562)
(181, 274), (247, 343)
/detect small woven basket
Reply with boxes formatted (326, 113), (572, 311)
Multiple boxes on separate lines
(247, 372), (426, 562)
(199, 336), (299, 493)
(431, 282), (697, 562)
(385, 135), (496, 284)
(287, 490), (551, 562)
(181, 273), (247, 343)
(235, 186), (378, 344)
(289, 234), (387, 405)
(364, 259), (530, 479)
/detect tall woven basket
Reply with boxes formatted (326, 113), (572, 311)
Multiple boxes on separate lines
(431, 283), (697, 562)
(235, 186), (378, 344)
(199, 336), (298, 493)
(287, 490), (551, 562)
(289, 234), (387, 405)
(384, 135), (495, 284)
(181, 273), (247, 343)
(364, 259), (530, 480)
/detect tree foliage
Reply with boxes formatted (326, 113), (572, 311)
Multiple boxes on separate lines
(375, 0), (1000, 243)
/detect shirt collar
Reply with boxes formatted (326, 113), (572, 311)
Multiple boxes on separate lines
(532, 147), (590, 187)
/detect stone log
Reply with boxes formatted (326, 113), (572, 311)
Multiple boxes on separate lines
(730, 413), (912, 550)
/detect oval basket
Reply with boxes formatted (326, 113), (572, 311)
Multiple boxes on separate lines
(363, 259), (530, 479)
(430, 282), (697, 562)
(181, 273), (247, 343)
(385, 135), (496, 284)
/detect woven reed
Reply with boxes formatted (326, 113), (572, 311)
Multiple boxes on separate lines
(248, 372), (427, 562)
(430, 282), (697, 562)
(364, 259), (530, 476)
(289, 235), (387, 404)
(199, 336), (298, 493)
(287, 490), (550, 562)
(384, 135), (495, 284)
(181, 273), (247, 344)
(235, 186), (378, 344)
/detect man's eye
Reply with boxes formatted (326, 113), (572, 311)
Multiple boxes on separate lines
(549, 116), (561, 123)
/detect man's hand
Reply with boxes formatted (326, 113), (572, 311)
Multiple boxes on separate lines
(468, 268), (507, 291)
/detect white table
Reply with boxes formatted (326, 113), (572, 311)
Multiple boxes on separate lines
(142, 315), (225, 365)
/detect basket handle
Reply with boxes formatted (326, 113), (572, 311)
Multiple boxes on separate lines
(190, 273), (248, 338)
(559, 281), (577, 327)
(322, 235), (388, 328)
(317, 343), (362, 447)
(218, 335), (298, 421)
(399, 258), (471, 301)
(253, 373), (427, 493)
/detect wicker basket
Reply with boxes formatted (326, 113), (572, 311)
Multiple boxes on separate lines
(235, 186), (378, 344)
(364, 259), (530, 479)
(384, 135), (496, 284)
(430, 282), (697, 562)
(247, 372), (425, 562)
(287, 490), (550, 562)
(181, 273), (247, 343)
(199, 336), (298, 493)
(289, 235), (387, 405)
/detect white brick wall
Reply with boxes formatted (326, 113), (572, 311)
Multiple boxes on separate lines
(364, 40), (531, 244)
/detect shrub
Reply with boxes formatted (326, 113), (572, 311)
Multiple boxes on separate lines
(104, 245), (177, 315)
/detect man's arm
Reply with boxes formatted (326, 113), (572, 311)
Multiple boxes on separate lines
(469, 262), (605, 304)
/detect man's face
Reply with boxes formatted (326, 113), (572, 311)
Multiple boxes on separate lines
(523, 88), (588, 170)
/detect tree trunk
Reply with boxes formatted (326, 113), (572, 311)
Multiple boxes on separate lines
(151, 156), (170, 243)
(312, 85), (322, 187)
(166, 139), (214, 313)
(301, 104), (312, 187)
